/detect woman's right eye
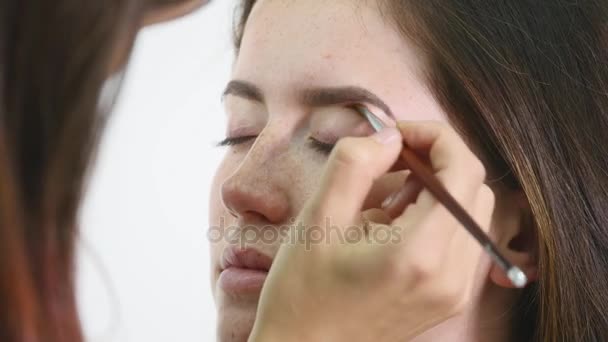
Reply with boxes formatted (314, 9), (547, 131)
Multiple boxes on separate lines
(216, 136), (257, 147)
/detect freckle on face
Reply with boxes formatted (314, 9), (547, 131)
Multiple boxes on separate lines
(210, 0), (448, 341)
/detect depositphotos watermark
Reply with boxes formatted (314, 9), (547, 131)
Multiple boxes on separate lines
(207, 217), (404, 250)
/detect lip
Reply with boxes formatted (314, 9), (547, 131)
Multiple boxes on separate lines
(218, 247), (273, 294)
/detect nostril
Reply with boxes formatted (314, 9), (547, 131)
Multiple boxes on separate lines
(221, 185), (290, 224)
(227, 208), (239, 219)
(241, 211), (268, 224)
(221, 172), (291, 225)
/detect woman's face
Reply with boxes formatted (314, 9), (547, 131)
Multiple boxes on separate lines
(209, 0), (447, 340)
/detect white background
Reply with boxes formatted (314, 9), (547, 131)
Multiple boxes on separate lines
(77, 1), (235, 341)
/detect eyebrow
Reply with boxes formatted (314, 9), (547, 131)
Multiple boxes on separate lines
(223, 80), (264, 102)
(222, 80), (394, 119)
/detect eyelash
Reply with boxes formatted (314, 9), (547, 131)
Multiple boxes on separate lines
(307, 138), (335, 155)
(216, 136), (256, 147)
(217, 136), (335, 155)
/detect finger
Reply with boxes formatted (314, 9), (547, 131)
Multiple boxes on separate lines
(381, 175), (423, 219)
(306, 127), (402, 227)
(392, 122), (487, 260)
(361, 170), (409, 211)
(434, 185), (495, 308)
(398, 121), (486, 188)
(362, 208), (392, 225)
(445, 185), (495, 282)
(398, 120), (486, 215)
(387, 155), (410, 172)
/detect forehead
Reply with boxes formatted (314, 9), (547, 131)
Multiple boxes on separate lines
(232, 0), (446, 123)
(244, 0), (374, 48)
(234, 0), (422, 88)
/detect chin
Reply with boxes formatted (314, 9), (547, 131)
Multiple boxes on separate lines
(215, 291), (259, 342)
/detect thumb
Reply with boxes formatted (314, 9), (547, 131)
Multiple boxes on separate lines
(306, 127), (402, 227)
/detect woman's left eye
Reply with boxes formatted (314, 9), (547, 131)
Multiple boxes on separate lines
(308, 137), (335, 155)
(216, 135), (257, 147)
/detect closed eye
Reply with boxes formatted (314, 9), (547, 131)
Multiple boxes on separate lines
(308, 137), (335, 155)
(216, 136), (257, 147)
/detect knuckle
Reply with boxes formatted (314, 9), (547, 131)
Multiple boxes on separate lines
(478, 185), (496, 208)
(470, 158), (487, 182)
(436, 123), (458, 144)
(436, 122), (452, 135)
(403, 251), (442, 285)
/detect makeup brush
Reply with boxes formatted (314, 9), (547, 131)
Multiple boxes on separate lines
(356, 105), (527, 288)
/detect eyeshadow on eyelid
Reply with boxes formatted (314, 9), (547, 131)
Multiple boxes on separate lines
(351, 120), (376, 136)
(227, 125), (259, 137)
(310, 106), (376, 139)
(311, 129), (340, 143)
(310, 117), (376, 144)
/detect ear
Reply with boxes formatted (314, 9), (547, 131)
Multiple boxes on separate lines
(489, 190), (538, 288)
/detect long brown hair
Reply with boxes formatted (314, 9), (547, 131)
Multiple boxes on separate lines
(234, 1), (608, 341)
(0, 0), (196, 341)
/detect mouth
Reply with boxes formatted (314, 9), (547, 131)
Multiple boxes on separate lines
(218, 247), (273, 295)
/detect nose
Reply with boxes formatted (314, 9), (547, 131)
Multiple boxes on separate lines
(221, 168), (290, 225)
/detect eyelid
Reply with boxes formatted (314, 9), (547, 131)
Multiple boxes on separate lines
(310, 129), (340, 145)
(229, 127), (251, 136)
(226, 123), (263, 139)
(309, 105), (379, 145)
(351, 104), (394, 129)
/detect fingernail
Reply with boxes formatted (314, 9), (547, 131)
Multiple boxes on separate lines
(382, 192), (397, 209)
(372, 127), (400, 145)
(397, 121), (412, 128)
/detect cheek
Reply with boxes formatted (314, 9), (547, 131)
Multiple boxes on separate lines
(285, 148), (326, 211)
